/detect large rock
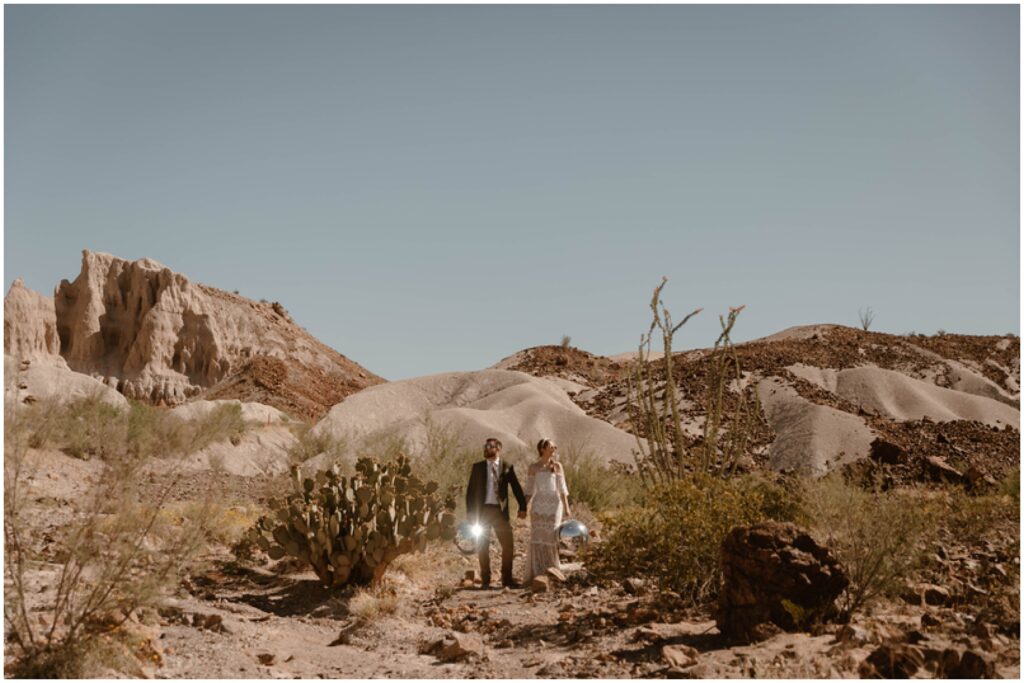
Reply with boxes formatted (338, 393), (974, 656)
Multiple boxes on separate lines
(4, 279), (67, 368)
(716, 521), (848, 643)
(50, 250), (382, 417)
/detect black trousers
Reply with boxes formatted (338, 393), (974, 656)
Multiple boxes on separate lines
(477, 504), (514, 584)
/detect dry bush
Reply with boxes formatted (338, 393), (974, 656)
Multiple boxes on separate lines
(557, 445), (642, 514)
(286, 422), (350, 469)
(584, 473), (800, 603)
(348, 585), (399, 620)
(408, 419), (481, 519)
(800, 475), (938, 618)
(160, 501), (263, 548)
(3, 396), (236, 676)
(19, 398), (249, 463)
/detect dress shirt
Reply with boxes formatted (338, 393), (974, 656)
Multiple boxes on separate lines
(485, 458), (500, 505)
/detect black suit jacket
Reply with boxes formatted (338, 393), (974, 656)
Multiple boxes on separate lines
(466, 459), (527, 522)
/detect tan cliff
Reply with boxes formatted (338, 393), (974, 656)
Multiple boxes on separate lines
(7, 250), (384, 418)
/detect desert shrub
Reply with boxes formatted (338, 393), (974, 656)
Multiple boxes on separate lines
(52, 395), (128, 460)
(800, 475), (938, 618)
(4, 428), (210, 677)
(188, 402), (248, 451)
(583, 473), (799, 603)
(3, 394), (241, 676)
(408, 419), (481, 519)
(251, 455), (456, 588)
(557, 445), (642, 514)
(17, 398), (250, 463)
(997, 466), (1019, 502)
(287, 422), (350, 469)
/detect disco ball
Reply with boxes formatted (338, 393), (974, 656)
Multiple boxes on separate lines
(454, 521), (484, 556)
(558, 519), (589, 544)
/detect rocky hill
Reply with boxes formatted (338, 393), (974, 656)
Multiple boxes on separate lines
(6, 250), (383, 419)
(498, 325), (1020, 479)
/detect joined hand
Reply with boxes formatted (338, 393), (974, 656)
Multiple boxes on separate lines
(517, 510), (528, 519)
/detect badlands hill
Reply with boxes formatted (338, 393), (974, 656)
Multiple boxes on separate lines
(5, 250), (383, 419)
(498, 326), (1019, 479)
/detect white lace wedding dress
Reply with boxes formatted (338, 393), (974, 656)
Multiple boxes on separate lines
(524, 467), (569, 581)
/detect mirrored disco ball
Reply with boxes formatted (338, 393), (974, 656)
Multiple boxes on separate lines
(558, 519), (589, 543)
(454, 521), (482, 555)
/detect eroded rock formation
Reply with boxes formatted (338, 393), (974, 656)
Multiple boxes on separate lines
(10, 250), (382, 416)
(4, 278), (67, 368)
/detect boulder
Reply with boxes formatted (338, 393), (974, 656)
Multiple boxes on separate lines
(439, 633), (483, 662)
(859, 643), (925, 678)
(922, 584), (952, 606)
(530, 576), (549, 593)
(716, 521), (848, 643)
(869, 438), (907, 465)
(922, 455), (963, 484)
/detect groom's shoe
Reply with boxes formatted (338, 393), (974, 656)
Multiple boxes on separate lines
(501, 579), (522, 589)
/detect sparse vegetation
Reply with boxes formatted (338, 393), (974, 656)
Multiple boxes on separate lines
(4, 397), (221, 677)
(583, 473), (800, 603)
(348, 585), (399, 620)
(625, 277), (703, 486)
(557, 445), (642, 514)
(800, 475), (938, 618)
(250, 455), (456, 587)
(560, 335), (572, 350)
(858, 306), (875, 331)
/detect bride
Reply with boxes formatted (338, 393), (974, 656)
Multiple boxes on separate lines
(524, 438), (572, 582)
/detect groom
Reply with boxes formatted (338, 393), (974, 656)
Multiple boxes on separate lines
(465, 437), (528, 589)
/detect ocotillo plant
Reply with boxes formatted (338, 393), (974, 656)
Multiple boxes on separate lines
(625, 277), (702, 488)
(251, 455), (456, 587)
(699, 306), (759, 475)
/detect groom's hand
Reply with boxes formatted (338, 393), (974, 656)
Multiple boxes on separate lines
(517, 510), (527, 519)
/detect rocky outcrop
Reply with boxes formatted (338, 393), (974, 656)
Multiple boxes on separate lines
(4, 279), (67, 368)
(49, 250), (382, 414)
(716, 521), (848, 643)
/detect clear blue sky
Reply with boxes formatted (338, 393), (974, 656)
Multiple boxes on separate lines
(5, 5), (1019, 380)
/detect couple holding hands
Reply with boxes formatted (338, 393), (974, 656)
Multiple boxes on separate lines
(465, 437), (571, 589)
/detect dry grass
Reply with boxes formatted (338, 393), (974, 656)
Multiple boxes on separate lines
(348, 585), (399, 620)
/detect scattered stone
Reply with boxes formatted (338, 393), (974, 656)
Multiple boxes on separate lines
(661, 644), (698, 669)
(256, 653), (275, 666)
(439, 633), (483, 662)
(835, 624), (871, 646)
(922, 455), (963, 484)
(921, 612), (941, 628)
(464, 570), (477, 582)
(530, 576), (549, 593)
(859, 643), (925, 678)
(869, 438), (907, 465)
(716, 521), (848, 643)
(623, 577), (645, 595)
(922, 584), (951, 606)
(949, 649), (996, 678)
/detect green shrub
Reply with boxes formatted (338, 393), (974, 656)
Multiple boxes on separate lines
(584, 473), (799, 603)
(800, 475), (938, 617)
(558, 445), (642, 514)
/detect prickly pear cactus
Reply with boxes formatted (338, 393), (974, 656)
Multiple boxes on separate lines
(250, 455), (457, 587)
